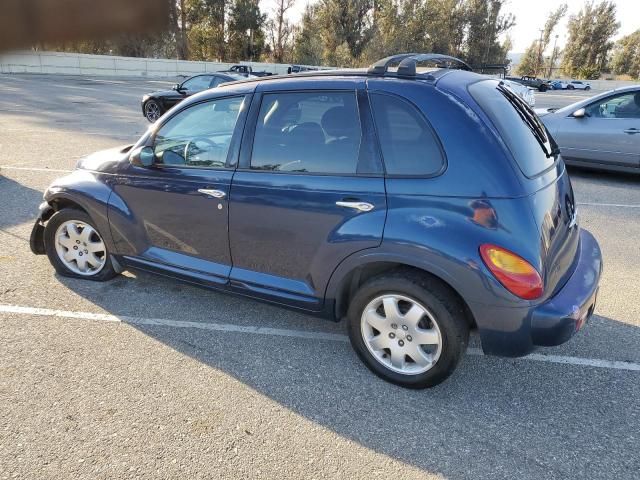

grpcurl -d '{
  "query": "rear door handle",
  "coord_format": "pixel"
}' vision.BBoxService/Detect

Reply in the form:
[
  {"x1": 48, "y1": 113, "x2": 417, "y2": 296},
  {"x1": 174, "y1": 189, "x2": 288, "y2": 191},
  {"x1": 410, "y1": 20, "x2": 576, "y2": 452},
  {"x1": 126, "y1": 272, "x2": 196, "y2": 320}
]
[
  {"x1": 623, "y1": 128, "x2": 639, "y2": 134},
  {"x1": 335, "y1": 201, "x2": 374, "y2": 212},
  {"x1": 197, "y1": 188, "x2": 226, "y2": 199}
]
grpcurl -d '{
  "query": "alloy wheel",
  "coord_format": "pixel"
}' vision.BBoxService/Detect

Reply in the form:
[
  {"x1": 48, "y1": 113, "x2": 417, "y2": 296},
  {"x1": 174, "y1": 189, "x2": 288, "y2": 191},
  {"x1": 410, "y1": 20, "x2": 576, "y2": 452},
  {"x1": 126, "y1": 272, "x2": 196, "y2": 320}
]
[
  {"x1": 360, "y1": 294, "x2": 443, "y2": 375},
  {"x1": 54, "y1": 220, "x2": 107, "y2": 276},
  {"x1": 144, "y1": 101, "x2": 161, "y2": 122}
]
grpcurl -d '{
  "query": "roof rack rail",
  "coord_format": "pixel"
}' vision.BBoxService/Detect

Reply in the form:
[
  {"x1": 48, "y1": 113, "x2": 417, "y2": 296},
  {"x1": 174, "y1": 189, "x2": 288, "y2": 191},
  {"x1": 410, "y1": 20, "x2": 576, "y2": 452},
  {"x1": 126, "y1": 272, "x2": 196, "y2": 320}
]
[{"x1": 367, "y1": 53, "x2": 472, "y2": 76}]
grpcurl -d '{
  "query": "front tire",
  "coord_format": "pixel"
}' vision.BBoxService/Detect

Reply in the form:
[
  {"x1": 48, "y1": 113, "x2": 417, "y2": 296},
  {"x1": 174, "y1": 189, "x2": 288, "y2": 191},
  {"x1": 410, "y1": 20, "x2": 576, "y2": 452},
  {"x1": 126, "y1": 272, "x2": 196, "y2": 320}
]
[
  {"x1": 144, "y1": 99, "x2": 162, "y2": 122},
  {"x1": 347, "y1": 270, "x2": 469, "y2": 389},
  {"x1": 44, "y1": 208, "x2": 118, "y2": 281}
]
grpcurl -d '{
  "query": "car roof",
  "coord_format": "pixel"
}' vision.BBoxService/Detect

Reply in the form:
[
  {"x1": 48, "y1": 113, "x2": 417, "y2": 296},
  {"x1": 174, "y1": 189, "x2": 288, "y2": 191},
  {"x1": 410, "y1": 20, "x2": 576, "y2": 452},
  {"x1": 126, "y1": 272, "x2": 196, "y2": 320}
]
[{"x1": 188, "y1": 68, "x2": 486, "y2": 99}]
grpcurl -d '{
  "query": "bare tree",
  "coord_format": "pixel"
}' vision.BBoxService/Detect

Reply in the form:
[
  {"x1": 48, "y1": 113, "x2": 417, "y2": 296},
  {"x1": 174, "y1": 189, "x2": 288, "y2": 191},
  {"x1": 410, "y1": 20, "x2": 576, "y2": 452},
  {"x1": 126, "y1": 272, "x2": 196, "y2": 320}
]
[{"x1": 268, "y1": 0, "x2": 296, "y2": 63}]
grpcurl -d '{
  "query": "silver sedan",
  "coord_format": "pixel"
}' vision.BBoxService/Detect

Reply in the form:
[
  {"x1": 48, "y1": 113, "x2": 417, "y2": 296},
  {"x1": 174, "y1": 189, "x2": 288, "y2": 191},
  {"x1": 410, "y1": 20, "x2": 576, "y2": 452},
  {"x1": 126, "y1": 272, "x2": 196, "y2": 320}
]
[{"x1": 538, "y1": 86, "x2": 640, "y2": 173}]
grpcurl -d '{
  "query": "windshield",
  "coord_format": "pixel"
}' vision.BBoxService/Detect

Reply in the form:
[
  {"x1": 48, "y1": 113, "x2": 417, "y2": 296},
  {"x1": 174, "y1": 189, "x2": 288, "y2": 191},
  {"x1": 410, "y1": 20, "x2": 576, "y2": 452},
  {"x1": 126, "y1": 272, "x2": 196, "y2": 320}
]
[{"x1": 469, "y1": 79, "x2": 559, "y2": 178}]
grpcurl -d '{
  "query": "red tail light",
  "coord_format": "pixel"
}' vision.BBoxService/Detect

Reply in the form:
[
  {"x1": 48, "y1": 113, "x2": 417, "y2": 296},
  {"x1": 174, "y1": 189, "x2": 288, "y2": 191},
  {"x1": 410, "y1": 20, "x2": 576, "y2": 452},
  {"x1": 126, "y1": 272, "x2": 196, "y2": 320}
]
[{"x1": 479, "y1": 244, "x2": 543, "y2": 300}]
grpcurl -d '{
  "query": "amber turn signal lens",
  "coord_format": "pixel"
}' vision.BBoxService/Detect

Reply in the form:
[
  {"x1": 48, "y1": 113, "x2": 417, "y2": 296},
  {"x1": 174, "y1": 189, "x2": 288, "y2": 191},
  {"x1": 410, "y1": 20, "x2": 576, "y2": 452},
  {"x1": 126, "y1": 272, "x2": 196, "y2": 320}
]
[{"x1": 479, "y1": 244, "x2": 543, "y2": 300}]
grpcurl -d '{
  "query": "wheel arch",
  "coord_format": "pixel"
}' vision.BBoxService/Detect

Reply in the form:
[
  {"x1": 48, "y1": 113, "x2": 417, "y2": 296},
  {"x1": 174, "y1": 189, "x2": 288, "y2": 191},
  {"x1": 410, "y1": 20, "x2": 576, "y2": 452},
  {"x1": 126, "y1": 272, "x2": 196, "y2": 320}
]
[{"x1": 326, "y1": 252, "x2": 476, "y2": 328}]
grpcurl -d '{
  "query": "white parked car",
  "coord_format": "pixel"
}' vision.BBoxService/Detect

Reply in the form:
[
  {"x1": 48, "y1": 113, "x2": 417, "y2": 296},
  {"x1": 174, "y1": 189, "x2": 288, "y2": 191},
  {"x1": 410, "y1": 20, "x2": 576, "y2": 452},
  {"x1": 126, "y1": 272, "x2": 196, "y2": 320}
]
[
  {"x1": 502, "y1": 79, "x2": 536, "y2": 107},
  {"x1": 567, "y1": 80, "x2": 591, "y2": 90}
]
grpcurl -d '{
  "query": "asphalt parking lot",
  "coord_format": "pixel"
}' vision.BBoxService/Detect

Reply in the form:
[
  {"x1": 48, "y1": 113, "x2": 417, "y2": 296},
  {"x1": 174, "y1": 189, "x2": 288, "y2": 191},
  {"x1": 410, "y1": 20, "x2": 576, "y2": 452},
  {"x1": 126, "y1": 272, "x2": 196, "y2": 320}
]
[{"x1": 1, "y1": 74, "x2": 639, "y2": 479}]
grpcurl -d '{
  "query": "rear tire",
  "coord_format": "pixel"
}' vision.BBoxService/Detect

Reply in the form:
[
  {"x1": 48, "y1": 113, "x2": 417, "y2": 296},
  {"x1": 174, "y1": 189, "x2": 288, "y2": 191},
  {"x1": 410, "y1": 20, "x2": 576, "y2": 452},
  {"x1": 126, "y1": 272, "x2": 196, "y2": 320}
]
[
  {"x1": 585, "y1": 86, "x2": 591, "y2": 91},
  {"x1": 347, "y1": 270, "x2": 469, "y2": 389},
  {"x1": 44, "y1": 208, "x2": 118, "y2": 281}
]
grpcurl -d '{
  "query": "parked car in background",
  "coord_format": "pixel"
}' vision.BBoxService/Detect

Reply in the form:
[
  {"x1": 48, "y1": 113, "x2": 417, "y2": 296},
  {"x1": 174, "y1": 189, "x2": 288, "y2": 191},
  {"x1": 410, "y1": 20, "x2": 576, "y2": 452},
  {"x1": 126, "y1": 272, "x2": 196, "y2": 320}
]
[
  {"x1": 567, "y1": 80, "x2": 591, "y2": 90},
  {"x1": 141, "y1": 72, "x2": 243, "y2": 122},
  {"x1": 222, "y1": 65, "x2": 273, "y2": 77},
  {"x1": 539, "y1": 86, "x2": 640, "y2": 173},
  {"x1": 502, "y1": 79, "x2": 536, "y2": 107},
  {"x1": 505, "y1": 75, "x2": 550, "y2": 92},
  {"x1": 551, "y1": 80, "x2": 568, "y2": 90},
  {"x1": 288, "y1": 65, "x2": 318, "y2": 74},
  {"x1": 30, "y1": 53, "x2": 602, "y2": 389}
]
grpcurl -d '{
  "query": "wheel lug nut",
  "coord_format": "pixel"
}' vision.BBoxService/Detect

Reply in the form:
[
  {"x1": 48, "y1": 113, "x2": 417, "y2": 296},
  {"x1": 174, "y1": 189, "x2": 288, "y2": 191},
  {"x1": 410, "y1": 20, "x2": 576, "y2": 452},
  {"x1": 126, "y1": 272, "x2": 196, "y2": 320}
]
[
  {"x1": 84, "y1": 249, "x2": 88, "y2": 253},
  {"x1": 402, "y1": 325, "x2": 408, "y2": 331},
  {"x1": 391, "y1": 323, "x2": 397, "y2": 329},
  {"x1": 76, "y1": 240, "x2": 80, "y2": 244},
  {"x1": 398, "y1": 340, "x2": 404, "y2": 347},
  {"x1": 78, "y1": 252, "x2": 83, "y2": 256},
  {"x1": 73, "y1": 246, "x2": 78, "y2": 250},
  {"x1": 389, "y1": 332, "x2": 395, "y2": 339},
  {"x1": 407, "y1": 335, "x2": 412, "y2": 342}
]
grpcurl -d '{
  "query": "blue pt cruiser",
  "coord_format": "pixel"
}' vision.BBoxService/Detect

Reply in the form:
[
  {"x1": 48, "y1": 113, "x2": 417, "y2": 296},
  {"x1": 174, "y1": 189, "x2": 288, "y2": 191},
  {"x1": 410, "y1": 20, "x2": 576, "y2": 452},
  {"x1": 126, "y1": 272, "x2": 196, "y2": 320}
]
[{"x1": 30, "y1": 54, "x2": 602, "y2": 388}]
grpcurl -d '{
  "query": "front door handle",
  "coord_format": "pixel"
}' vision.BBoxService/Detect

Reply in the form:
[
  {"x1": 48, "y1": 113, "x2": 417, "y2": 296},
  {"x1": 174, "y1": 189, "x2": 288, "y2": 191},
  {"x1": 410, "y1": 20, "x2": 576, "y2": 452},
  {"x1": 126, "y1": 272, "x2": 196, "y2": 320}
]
[
  {"x1": 198, "y1": 188, "x2": 226, "y2": 199},
  {"x1": 335, "y1": 201, "x2": 374, "y2": 212},
  {"x1": 623, "y1": 128, "x2": 639, "y2": 134}
]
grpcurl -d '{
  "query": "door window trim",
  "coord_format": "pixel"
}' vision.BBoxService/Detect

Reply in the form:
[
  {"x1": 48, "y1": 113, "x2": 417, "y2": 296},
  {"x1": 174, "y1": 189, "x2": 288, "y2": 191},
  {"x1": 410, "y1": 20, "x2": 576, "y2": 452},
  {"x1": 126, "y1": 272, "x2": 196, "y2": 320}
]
[
  {"x1": 237, "y1": 89, "x2": 383, "y2": 177},
  {"x1": 144, "y1": 94, "x2": 251, "y2": 171}
]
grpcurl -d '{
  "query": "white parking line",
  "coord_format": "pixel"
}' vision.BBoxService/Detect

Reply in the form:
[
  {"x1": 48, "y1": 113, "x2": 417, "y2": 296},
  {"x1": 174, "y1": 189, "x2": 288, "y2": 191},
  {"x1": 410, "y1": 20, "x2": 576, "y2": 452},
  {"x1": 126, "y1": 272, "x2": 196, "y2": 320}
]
[
  {"x1": 577, "y1": 202, "x2": 640, "y2": 209},
  {"x1": 1, "y1": 304, "x2": 639, "y2": 372},
  {"x1": 0, "y1": 166, "x2": 73, "y2": 173}
]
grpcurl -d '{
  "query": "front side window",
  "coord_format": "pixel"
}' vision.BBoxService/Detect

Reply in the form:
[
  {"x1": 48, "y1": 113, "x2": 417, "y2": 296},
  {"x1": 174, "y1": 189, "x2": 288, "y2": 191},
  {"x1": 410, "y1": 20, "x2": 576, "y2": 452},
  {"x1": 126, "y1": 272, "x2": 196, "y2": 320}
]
[
  {"x1": 370, "y1": 93, "x2": 444, "y2": 176},
  {"x1": 586, "y1": 92, "x2": 640, "y2": 118},
  {"x1": 250, "y1": 91, "x2": 361, "y2": 174},
  {"x1": 181, "y1": 75, "x2": 213, "y2": 92},
  {"x1": 153, "y1": 96, "x2": 245, "y2": 168}
]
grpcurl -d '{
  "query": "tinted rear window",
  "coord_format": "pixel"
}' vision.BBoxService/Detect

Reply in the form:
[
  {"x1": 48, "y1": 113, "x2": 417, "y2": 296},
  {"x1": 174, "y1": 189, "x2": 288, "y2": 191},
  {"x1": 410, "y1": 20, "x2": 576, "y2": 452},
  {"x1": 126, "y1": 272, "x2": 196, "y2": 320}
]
[
  {"x1": 469, "y1": 80, "x2": 556, "y2": 177},
  {"x1": 370, "y1": 93, "x2": 444, "y2": 176}
]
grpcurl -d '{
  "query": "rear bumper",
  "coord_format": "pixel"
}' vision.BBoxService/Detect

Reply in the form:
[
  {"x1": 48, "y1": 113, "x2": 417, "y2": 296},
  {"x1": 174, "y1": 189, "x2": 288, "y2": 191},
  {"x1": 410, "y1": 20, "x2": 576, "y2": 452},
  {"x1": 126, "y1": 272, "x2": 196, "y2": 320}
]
[{"x1": 471, "y1": 228, "x2": 602, "y2": 357}]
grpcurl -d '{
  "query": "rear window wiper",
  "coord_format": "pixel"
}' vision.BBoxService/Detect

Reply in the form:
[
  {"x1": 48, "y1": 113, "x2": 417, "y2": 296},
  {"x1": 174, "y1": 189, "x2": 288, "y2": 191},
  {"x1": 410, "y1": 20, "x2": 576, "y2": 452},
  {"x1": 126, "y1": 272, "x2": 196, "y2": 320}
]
[{"x1": 497, "y1": 83, "x2": 557, "y2": 159}]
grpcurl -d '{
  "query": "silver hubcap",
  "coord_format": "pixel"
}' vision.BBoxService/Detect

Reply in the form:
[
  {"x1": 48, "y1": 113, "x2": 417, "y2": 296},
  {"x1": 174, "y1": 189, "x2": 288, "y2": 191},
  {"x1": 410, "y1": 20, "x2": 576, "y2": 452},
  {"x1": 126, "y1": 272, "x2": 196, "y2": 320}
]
[
  {"x1": 361, "y1": 294, "x2": 442, "y2": 375},
  {"x1": 54, "y1": 220, "x2": 106, "y2": 276},
  {"x1": 145, "y1": 102, "x2": 161, "y2": 121}
]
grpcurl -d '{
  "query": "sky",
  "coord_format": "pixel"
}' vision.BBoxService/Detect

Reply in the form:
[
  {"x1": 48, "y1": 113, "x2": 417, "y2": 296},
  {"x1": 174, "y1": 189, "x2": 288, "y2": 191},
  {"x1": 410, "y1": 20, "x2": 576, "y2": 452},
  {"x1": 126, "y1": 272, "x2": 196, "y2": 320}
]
[{"x1": 259, "y1": 0, "x2": 640, "y2": 54}]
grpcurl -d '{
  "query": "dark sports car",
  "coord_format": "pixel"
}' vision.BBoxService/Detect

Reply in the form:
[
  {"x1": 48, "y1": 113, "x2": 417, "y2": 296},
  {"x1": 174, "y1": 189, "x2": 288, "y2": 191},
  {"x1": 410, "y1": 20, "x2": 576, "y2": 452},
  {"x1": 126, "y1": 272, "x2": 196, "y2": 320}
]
[{"x1": 141, "y1": 73, "x2": 242, "y2": 122}]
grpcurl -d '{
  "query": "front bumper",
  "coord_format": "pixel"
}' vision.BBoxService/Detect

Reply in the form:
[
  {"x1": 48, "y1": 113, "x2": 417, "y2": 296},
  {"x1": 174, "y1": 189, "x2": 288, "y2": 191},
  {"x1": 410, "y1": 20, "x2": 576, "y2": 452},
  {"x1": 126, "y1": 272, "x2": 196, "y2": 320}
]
[
  {"x1": 471, "y1": 228, "x2": 603, "y2": 357},
  {"x1": 29, "y1": 201, "x2": 54, "y2": 255}
]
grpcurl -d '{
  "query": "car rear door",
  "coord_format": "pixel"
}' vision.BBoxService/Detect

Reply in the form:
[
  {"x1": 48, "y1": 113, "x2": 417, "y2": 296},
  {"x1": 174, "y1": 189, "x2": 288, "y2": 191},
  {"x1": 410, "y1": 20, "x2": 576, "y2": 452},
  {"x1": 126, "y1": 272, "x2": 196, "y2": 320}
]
[
  {"x1": 553, "y1": 91, "x2": 640, "y2": 168},
  {"x1": 108, "y1": 94, "x2": 249, "y2": 284},
  {"x1": 227, "y1": 81, "x2": 387, "y2": 311}
]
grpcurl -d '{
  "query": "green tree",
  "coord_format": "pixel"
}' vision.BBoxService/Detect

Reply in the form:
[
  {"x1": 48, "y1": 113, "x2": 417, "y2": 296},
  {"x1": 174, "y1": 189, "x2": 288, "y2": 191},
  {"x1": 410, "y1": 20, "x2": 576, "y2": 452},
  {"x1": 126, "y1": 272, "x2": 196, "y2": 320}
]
[
  {"x1": 516, "y1": 4, "x2": 567, "y2": 76},
  {"x1": 317, "y1": 0, "x2": 375, "y2": 65},
  {"x1": 561, "y1": 0, "x2": 619, "y2": 79},
  {"x1": 463, "y1": 0, "x2": 514, "y2": 68},
  {"x1": 611, "y1": 30, "x2": 640, "y2": 79},
  {"x1": 293, "y1": 5, "x2": 323, "y2": 65},
  {"x1": 227, "y1": 0, "x2": 266, "y2": 61}
]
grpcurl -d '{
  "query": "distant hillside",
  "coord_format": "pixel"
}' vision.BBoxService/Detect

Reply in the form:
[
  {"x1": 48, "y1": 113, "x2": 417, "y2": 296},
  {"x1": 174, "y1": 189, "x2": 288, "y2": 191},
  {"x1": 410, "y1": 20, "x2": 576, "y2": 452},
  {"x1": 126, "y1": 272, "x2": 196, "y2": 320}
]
[{"x1": 507, "y1": 52, "x2": 523, "y2": 67}]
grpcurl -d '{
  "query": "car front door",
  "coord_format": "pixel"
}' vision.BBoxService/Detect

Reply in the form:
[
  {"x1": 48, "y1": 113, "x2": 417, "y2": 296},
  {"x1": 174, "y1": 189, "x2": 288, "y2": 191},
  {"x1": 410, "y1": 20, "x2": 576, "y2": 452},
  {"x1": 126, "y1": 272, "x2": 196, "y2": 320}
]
[
  {"x1": 553, "y1": 91, "x2": 640, "y2": 168},
  {"x1": 108, "y1": 94, "x2": 249, "y2": 284},
  {"x1": 227, "y1": 84, "x2": 387, "y2": 311}
]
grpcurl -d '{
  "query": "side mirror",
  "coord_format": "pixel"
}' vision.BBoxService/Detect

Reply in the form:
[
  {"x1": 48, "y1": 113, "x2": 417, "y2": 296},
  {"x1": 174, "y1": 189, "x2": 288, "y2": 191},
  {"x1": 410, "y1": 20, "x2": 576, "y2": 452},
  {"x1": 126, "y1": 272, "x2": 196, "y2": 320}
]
[
  {"x1": 129, "y1": 146, "x2": 155, "y2": 167},
  {"x1": 572, "y1": 108, "x2": 588, "y2": 118},
  {"x1": 172, "y1": 83, "x2": 180, "y2": 91}
]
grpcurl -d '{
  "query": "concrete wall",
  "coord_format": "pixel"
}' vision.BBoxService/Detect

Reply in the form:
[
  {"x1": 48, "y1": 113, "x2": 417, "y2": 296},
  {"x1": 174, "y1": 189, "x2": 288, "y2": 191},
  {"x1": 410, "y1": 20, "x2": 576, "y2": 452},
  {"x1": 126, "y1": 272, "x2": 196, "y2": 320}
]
[{"x1": 0, "y1": 51, "x2": 326, "y2": 77}]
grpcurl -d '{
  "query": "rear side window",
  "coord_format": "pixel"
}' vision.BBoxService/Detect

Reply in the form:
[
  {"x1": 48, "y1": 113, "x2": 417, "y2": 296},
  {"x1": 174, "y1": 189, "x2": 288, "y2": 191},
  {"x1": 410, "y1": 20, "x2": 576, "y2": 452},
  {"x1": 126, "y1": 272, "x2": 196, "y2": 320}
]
[
  {"x1": 250, "y1": 91, "x2": 361, "y2": 174},
  {"x1": 469, "y1": 80, "x2": 557, "y2": 177},
  {"x1": 370, "y1": 93, "x2": 444, "y2": 176}
]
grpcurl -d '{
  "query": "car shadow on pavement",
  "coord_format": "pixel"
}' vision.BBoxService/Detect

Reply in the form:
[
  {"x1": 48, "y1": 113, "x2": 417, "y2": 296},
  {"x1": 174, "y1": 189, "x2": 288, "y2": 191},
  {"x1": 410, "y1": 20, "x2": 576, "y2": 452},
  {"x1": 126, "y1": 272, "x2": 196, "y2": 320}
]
[
  {"x1": 0, "y1": 174, "x2": 44, "y2": 233},
  {"x1": 57, "y1": 271, "x2": 640, "y2": 480}
]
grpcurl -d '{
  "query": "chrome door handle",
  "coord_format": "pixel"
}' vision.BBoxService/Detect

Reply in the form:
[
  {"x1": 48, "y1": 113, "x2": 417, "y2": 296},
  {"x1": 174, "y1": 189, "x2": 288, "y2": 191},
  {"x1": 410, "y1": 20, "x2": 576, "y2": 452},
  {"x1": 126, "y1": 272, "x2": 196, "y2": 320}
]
[
  {"x1": 623, "y1": 128, "x2": 639, "y2": 134},
  {"x1": 198, "y1": 188, "x2": 226, "y2": 199},
  {"x1": 335, "y1": 201, "x2": 374, "y2": 212}
]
